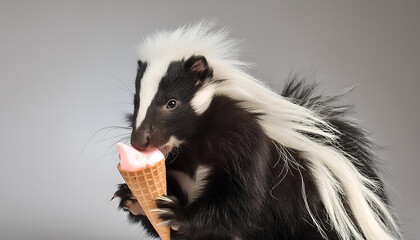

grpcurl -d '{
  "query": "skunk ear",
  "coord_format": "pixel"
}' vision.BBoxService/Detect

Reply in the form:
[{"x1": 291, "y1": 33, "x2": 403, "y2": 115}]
[
  {"x1": 137, "y1": 60, "x2": 143, "y2": 68},
  {"x1": 185, "y1": 55, "x2": 211, "y2": 82}
]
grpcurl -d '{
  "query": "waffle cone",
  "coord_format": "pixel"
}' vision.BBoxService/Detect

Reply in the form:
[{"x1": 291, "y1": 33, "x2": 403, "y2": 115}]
[{"x1": 118, "y1": 160, "x2": 170, "y2": 240}]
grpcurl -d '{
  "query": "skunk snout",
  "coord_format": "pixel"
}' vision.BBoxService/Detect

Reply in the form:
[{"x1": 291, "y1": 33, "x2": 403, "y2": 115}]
[{"x1": 131, "y1": 131, "x2": 150, "y2": 151}]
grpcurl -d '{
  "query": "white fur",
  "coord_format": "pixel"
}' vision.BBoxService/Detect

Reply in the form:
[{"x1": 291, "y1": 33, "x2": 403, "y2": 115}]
[
  {"x1": 135, "y1": 60, "x2": 170, "y2": 129},
  {"x1": 168, "y1": 165, "x2": 212, "y2": 203},
  {"x1": 136, "y1": 21, "x2": 402, "y2": 240},
  {"x1": 165, "y1": 136, "x2": 183, "y2": 150},
  {"x1": 193, "y1": 165, "x2": 212, "y2": 200},
  {"x1": 191, "y1": 82, "x2": 217, "y2": 114}
]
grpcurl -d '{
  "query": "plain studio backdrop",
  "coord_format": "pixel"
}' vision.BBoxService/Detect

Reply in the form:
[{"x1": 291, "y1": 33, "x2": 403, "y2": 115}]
[{"x1": 0, "y1": 1, "x2": 419, "y2": 239}]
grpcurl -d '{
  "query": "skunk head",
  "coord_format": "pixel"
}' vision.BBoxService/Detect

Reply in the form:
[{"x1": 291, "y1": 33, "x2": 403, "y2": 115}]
[
  {"x1": 127, "y1": 21, "x2": 242, "y2": 154},
  {"x1": 130, "y1": 55, "x2": 213, "y2": 154}
]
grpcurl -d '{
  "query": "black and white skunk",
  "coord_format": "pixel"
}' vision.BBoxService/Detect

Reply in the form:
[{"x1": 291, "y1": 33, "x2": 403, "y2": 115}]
[{"x1": 113, "y1": 22, "x2": 402, "y2": 240}]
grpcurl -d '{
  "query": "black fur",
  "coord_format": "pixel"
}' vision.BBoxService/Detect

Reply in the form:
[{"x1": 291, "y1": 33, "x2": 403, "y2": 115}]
[{"x1": 113, "y1": 57, "x2": 395, "y2": 239}]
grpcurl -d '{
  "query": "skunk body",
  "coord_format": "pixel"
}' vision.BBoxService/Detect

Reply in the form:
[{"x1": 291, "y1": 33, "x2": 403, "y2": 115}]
[{"x1": 114, "y1": 22, "x2": 401, "y2": 240}]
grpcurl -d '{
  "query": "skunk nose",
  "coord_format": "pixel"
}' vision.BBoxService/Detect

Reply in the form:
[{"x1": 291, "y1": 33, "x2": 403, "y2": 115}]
[{"x1": 131, "y1": 132, "x2": 150, "y2": 150}]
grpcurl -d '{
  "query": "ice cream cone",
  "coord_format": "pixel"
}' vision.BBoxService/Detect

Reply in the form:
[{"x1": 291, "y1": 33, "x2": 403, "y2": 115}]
[{"x1": 118, "y1": 160, "x2": 170, "y2": 240}]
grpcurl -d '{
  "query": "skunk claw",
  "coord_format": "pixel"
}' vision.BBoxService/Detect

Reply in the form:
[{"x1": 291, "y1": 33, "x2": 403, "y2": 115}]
[
  {"x1": 151, "y1": 208, "x2": 170, "y2": 214},
  {"x1": 110, "y1": 193, "x2": 118, "y2": 201},
  {"x1": 155, "y1": 195, "x2": 186, "y2": 231},
  {"x1": 157, "y1": 195, "x2": 175, "y2": 203},
  {"x1": 157, "y1": 220, "x2": 172, "y2": 227}
]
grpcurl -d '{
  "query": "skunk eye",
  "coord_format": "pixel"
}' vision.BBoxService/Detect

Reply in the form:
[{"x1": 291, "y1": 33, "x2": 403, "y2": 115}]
[{"x1": 166, "y1": 99, "x2": 177, "y2": 109}]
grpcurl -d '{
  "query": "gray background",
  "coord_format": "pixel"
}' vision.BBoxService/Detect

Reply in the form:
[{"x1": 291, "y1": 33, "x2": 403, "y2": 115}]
[{"x1": 1, "y1": 1, "x2": 419, "y2": 239}]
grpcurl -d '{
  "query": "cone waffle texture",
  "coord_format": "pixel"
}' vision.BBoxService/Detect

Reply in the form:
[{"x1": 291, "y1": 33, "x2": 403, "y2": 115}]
[{"x1": 118, "y1": 160, "x2": 170, "y2": 240}]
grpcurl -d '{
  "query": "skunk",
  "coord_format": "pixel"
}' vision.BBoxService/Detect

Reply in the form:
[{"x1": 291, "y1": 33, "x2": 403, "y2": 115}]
[{"x1": 113, "y1": 22, "x2": 402, "y2": 240}]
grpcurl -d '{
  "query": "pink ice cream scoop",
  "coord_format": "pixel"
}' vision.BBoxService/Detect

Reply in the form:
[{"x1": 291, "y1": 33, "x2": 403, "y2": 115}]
[{"x1": 117, "y1": 143, "x2": 165, "y2": 171}]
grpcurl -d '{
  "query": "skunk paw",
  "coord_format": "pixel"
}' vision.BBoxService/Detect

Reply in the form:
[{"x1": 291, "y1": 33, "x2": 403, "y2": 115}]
[
  {"x1": 153, "y1": 195, "x2": 186, "y2": 231},
  {"x1": 112, "y1": 184, "x2": 145, "y2": 216}
]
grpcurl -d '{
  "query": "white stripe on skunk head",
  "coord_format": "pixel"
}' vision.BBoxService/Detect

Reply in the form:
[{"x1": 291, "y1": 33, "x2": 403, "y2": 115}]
[{"x1": 129, "y1": 21, "x2": 402, "y2": 240}]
